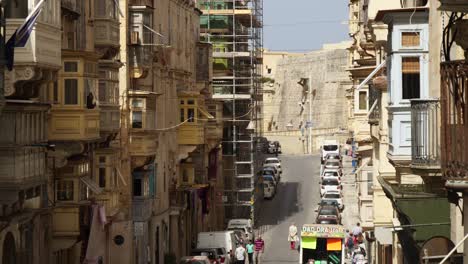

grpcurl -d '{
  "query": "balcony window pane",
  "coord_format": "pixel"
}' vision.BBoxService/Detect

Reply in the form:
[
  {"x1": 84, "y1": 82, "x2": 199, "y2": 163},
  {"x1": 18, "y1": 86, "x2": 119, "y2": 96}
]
[
  {"x1": 96, "y1": 0, "x2": 106, "y2": 17},
  {"x1": 359, "y1": 91, "x2": 367, "y2": 110},
  {"x1": 5, "y1": 0, "x2": 28, "y2": 18},
  {"x1": 187, "y1": 108, "x2": 195, "y2": 122},
  {"x1": 133, "y1": 178, "x2": 142, "y2": 197},
  {"x1": 57, "y1": 180, "x2": 74, "y2": 201},
  {"x1": 132, "y1": 111, "x2": 143, "y2": 128},
  {"x1": 53, "y1": 81, "x2": 59, "y2": 103},
  {"x1": 402, "y1": 57, "x2": 420, "y2": 100},
  {"x1": 132, "y1": 99, "x2": 143, "y2": 108},
  {"x1": 64, "y1": 62, "x2": 78, "y2": 72},
  {"x1": 99, "y1": 81, "x2": 107, "y2": 102},
  {"x1": 401, "y1": 32, "x2": 420, "y2": 47},
  {"x1": 64, "y1": 79, "x2": 78, "y2": 105},
  {"x1": 180, "y1": 109, "x2": 185, "y2": 122},
  {"x1": 99, "y1": 168, "x2": 106, "y2": 188}
]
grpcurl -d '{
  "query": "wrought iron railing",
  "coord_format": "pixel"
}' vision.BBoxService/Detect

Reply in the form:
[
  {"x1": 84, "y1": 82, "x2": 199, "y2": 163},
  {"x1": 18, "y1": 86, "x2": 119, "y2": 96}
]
[
  {"x1": 368, "y1": 84, "x2": 381, "y2": 124},
  {"x1": 441, "y1": 61, "x2": 468, "y2": 180},
  {"x1": 410, "y1": 99, "x2": 441, "y2": 168}
]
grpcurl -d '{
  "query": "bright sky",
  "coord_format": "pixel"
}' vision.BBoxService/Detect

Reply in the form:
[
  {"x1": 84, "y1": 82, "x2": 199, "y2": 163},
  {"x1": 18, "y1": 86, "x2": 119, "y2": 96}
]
[{"x1": 263, "y1": 0, "x2": 350, "y2": 52}]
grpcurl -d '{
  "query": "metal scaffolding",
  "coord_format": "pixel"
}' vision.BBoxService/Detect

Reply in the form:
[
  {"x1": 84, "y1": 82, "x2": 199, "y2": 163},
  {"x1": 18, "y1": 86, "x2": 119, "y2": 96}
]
[{"x1": 198, "y1": 0, "x2": 263, "y2": 224}]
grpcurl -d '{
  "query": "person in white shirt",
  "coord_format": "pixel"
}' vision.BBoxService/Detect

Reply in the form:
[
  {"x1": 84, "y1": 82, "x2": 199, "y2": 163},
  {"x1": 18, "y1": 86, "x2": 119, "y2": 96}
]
[{"x1": 235, "y1": 244, "x2": 246, "y2": 264}]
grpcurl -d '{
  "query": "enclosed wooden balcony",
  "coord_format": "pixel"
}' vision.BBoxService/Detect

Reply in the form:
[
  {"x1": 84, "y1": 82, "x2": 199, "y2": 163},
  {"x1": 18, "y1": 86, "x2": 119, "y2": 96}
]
[
  {"x1": 178, "y1": 125, "x2": 205, "y2": 145},
  {"x1": 94, "y1": 0, "x2": 120, "y2": 51},
  {"x1": 48, "y1": 56, "x2": 101, "y2": 141},
  {"x1": 441, "y1": 61, "x2": 468, "y2": 184},
  {"x1": 53, "y1": 205, "x2": 89, "y2": 237},
  {"x1": 410, "y1": 99, "x2": 441, "y2": 170},
  {"x1": 178, "y1": 97, "x2": 212, "y2": 145}
]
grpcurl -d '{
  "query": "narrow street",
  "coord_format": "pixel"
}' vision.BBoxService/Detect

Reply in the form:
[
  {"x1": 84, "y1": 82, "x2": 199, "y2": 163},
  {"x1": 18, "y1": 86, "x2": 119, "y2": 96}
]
[
  {"x1": 256, "y1": 155, "x2": 321, "y2": 263},
  {"x1": 254, "y1": 154, "x2": 358, "y2": 264}
]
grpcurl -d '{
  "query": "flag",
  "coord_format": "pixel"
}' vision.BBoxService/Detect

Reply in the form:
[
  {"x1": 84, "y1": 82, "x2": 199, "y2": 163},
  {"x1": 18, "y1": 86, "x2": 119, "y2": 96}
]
[{"x1": 5, "y1": 0, "x2": 46, "y2": 70}]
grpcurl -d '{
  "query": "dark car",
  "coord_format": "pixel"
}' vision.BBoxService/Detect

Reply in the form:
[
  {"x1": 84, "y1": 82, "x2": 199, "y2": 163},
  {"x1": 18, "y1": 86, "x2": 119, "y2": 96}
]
[
  {"x1": 191, "y1": 248, "x2": 227, "y2": 264},
  {"x1": 317, "y1": 199, "x2": 340, "y2": 209},
  {"x1": 316, "y1": 217, "x2": 339, "y2": 225},
  {"x1": 315, "y1": 205, "x2": 341, "y2": 224}
]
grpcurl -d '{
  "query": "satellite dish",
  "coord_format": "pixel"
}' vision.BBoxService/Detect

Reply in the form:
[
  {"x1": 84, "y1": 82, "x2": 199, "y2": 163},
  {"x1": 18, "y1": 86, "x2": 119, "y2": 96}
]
[{"x1": 419, "y1": 236, "x2": 455, "y2": 264}]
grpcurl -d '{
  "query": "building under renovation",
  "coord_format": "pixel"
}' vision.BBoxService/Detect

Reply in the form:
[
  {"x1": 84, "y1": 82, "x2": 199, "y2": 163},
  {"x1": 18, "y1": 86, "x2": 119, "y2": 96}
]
[{"x1": 197, "y1": 0, "x2": 264, "y2": 223}]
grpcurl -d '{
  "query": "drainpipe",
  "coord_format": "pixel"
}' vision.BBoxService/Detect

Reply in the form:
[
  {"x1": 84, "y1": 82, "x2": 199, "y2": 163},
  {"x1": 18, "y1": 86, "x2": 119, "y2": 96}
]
[{"x1": 0, "y1": 0, "x2": 5, "y2": 114}]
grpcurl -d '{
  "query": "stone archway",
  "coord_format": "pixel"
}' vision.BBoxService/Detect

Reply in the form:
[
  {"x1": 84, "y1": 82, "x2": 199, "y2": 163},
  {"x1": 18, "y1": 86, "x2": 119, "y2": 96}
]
[{"x1": 2, "y1": 232, "x2": 17, "y2": 264}]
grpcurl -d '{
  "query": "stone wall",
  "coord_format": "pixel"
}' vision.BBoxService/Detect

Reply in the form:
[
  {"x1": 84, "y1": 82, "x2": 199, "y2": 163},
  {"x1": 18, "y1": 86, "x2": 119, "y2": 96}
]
[{"x1": 263, "y1": 45, "x2": 351, "y2": 135}]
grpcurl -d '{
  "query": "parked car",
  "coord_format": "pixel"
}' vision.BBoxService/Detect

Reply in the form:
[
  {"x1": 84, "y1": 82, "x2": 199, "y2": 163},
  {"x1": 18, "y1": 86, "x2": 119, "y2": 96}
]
[
  {"x1": 191, "y1": 248, "x2": 228, "y2": 264},
  {"x1": 322, "y1": 191, "x2": 344, "y2": 210},
  {"x1": 315, "y1": 205, "x2": 341, "y2": 224},
  {"x1": 316, "y1": 217, "x2": 339, "y2": 225},
  {"x1": 321, "y1": 170, "x2": 341, "y2": 182},
  {"x1": 320, "y1": 178, "x2": 341, "y2": 196},
  {"x1": 197, "y1": 231, "x2": 237, "y2": 262},
  {"x1": 324, "y1": 160, "x2": 342, "y2": 170},
  {"x1": 262, "y1": 167, "x2": 279, "y2": 182},
  {"x1": 180, "y1": 256, "x2": 211, "y2": 264},
  {"x1": 324, "y1": 153, "x2": 342, "y2": 162},
  {"x1": 267, "y1": 141, "x2": 277, "y2": 154},
  {"x1": 263, "y1": 181, "x2": 276, "y2": 199},
  {"x1": 227, "y1": 219, "x2": 254, "y2": 241},
  {"x1": 262, "y1": 175, "x2": 277, "y2": 186},
  {"x1": 263, "y1": 157, "x2": 282, "y2": 174},
  {"x1": 320, "y1": 140, "x2": 340, "y2": 163}
]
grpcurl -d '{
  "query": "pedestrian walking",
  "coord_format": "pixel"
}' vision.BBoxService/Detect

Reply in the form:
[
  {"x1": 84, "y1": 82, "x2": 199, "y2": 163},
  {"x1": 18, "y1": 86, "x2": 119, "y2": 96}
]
[
  {"x1": 254, "y1": 236, "x2": 265, "y2": 264},
  {"x1": 246, "y1": 240, "x2": 254, "y2": 264},
  {"x1": 288, "y1": 223, "x2": 299, "y2": 250},
  {"x1": 235, "y1": 243, "x2": 246, "y2": 264},
  {"x1": 346, "y1": 231, "x2": 355, "y2": 258},
  {"x1": 352, "y1": 223, "x2": 363, "y2": 244}
]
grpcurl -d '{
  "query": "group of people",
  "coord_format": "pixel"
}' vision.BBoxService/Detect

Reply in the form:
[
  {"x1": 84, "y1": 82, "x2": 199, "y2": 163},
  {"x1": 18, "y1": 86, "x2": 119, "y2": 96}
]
[
  {"x1": 234, "y1": 236, "x2": 265, "y2": 264},
  {"x1": 346, "y1": 223, "x2": 367, "y2": 264}
]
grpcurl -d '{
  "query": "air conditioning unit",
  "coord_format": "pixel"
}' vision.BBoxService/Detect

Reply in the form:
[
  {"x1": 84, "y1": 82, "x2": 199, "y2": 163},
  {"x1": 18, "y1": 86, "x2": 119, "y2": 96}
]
[{"x1": 130, "y1": 31, "x2": 139, "y2": 45}]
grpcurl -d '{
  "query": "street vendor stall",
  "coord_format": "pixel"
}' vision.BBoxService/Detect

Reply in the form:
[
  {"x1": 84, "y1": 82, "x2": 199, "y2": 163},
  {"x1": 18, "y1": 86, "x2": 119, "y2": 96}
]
[{"x1": 299, "y1": 224, "x2": 346, "y2": 264}]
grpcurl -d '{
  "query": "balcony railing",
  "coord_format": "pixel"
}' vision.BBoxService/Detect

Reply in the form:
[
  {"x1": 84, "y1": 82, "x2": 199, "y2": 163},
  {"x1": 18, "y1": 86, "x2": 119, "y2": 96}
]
[
  {"x1": 410, "y1": 99, "x2": 441, "y2": 169},
  {"x1": 368, "y1": 84, "x2": 381, "y2": 125},
  {"x1": 438, "y1": 0, "x2": 468, "y2": 12},
  {"x1": 441, "y1": 61, "x2": 468, "y2": 181}
]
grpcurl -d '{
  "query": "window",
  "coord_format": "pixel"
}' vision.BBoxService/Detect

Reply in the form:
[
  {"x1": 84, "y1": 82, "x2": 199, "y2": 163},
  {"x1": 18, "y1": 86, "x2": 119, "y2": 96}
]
[
  {"x1": 57, "y1": 180, "x2": 74, "y2": 201},
  {"x1": 132, "y1": 111, "x2": 143, "y2": 128},
  {"x1": 64, "y1": 79, "x2": 78, "y2": 105},
  {"x1": 180, "y1": 109, "x2": 185, "y2": 122},
  {"x1": 133, "y1": 178, "x2": 142, "y2": 196},
  {"x1": 401, "y1": 32, "x2": 420, "y2": 48},
  {"x1": 187, "y1": 108, "x2": 195, "y2": 122},
  {"x1": 402, "y1": 57, "x2": 420, "y2": 100},
  {"x1": 64, "y1": 62, "x2": 78, "y2": 72},
  {"x1": 267, "y1": 68, "x2": 272, "y2": 74},
  {"x1": 53, "y1": 81, "x2": 59, "y2": 103},
  {"x1": 179, "y1": 99, "x2": 197, "y2": 123},
  {"x1": 358, "y1": 91, "x2": 367, "y2": 110},
  {"x1": 99, "y1": 168, "x2": 106, "y2": 188},
  {"x1": 5, "y1": 0, "x2": 28, "y2": 18},
  {"x1": 132, "y1": 99, "x2": 144, "y2": 108}
]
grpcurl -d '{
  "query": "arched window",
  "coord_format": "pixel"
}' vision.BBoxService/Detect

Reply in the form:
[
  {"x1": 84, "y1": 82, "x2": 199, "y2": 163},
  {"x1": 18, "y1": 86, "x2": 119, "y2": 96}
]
[
  {"x1": 2, "y1": 232, "x2": 17, "y2": 264},
  {"x1": 5, "y1": 0, "x2": 28, "y2": 19}
]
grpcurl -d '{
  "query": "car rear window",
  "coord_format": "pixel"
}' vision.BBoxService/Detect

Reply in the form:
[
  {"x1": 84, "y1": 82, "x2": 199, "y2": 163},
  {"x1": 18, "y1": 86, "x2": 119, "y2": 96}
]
[
  {"x1": 265, "y1": 160, "x2": 278, "y2": 164},
  {"x1": 319, "y1": 209, "x2": 337, "y2": 215},
  {"x1": 324, "y1": 193, "x2": 341, "y2": 198},
  {"x1": 322, "y1": 179, "x2": 339, "y2": 185},
  {"x1": 263, "y1": 170, "x2": 274, "y2": 176},
  {"x1": 326, "y1": 162, "x2": 340, "y2": 166},
  {"x1": 323, "y1": 171, "x2": 338, "y2": 176},
  {"x1": 323, "y1": 145, "x2": 338, "y2": 151}
]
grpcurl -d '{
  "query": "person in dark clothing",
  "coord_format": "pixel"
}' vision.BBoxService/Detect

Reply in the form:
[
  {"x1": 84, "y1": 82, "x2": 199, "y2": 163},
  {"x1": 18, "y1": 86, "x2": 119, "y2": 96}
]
[{"x1": 87, "y1": 92, "x2": 96, "y2": 109}]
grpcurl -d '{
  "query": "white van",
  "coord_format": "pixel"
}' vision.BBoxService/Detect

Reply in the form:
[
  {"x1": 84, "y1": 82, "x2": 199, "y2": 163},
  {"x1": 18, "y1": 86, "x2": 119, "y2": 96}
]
[
  {"x1": 227, "y1": 219, "x2": 254, "y2": 241},
  {"x1": 320, "y1": 140, "x2": 340, "y2": 163},
  {"x1": 197, "y1": 231, "x2": 236, "y2": 263}
]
